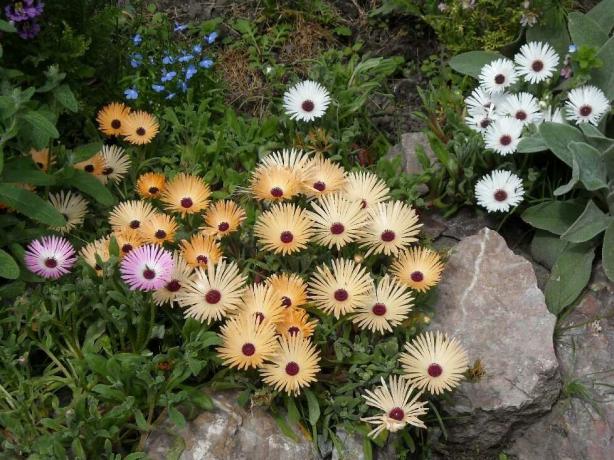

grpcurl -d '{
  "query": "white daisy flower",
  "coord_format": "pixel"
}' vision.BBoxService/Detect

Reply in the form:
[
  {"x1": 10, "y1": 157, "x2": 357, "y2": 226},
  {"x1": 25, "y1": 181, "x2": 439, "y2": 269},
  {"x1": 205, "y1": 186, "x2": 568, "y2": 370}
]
[
  {"x1": 475, "y1": 170, "x2": 524, "y2": 213},
  {"x1": 484, "y1": 117, "x2": 523, "y2": 155},
  {"x1": 540, "y1": 106, "x2": 565, "y2": 124},
  {"x1": 499, "y1": 92, "x2": 543, "y2": 125},
  {"x1": 48, "y1": 191, "x2": 88, "y2": 233},
  {"x1": 465, "y1": 87, "x2": 507, "y2": 116},
  {"x1": 283, "y1": 80, "x2": 331, "y2": 122},
  {"x1": 514, "y1": 41, "x2": 559, "y2": 84},
  {"x1": 100, "y1": 145, "x2": 131, "y2": 184},
  {"x1": 465, "y1": 110, "x2": 497, "y2": 133},
  {"x1": 565, "y1": 85, "x2": 610, "y2": 126},
  {"x1": 478, "y1": 58, "x2": 518, "y2": 94}
]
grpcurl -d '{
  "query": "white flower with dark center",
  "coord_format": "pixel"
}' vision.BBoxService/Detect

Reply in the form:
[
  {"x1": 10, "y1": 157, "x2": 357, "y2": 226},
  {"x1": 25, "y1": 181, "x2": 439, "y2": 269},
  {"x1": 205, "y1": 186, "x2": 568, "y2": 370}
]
[
  {"x1": 478, "y1": 58, "x2": 518, "y2": 94},
  {"x1": 514, "y1": 41, "x2": 559, "y2": 84},
  {"x1": 283, "y1": 80, "x2": 331, "y2": 122},
  {"x1": 565, "y1": 85, "x2": 610, "y2": 126},
  {"x1": 465, "y1": 87, "x2": 507, "y2": 116},
  {"x1": 499, "y1": 92, "x2": 542, "y2": 125},
  {"x1": 484, "y1": 117, "x2": 523, "y2": 155},
  {"x1": 475, "y1": 170, "x2": 524, "y2": 213},
  {"x1": 541, "y1": 106, "x2": 565, "y2": 124},
  {"x1": 465, "y1": 110, "x2": 497, "y2": 133}
]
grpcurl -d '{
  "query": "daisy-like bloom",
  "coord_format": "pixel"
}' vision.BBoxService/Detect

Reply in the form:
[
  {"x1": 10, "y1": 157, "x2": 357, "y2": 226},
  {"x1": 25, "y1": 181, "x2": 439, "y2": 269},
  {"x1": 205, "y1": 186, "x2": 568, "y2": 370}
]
[
  {"x1": 391, "y1": 247, "x2": 444, "y2": 293},
  {"x1": 200, "y1": 200, "x2": 246, "y2": 238},
  {"x1": 541, "y1": 106, "x2": 565, "y2": 124},
  {"x1": 276, "y1": 307, "x2": 318, "y2": 339},
  {"x1": 120, "y1": 110, "x2": 159, "y2": 145},
  {"x1": 217, "y1": 315, "x2": 278, "y2": 370},
  {"x1": 266, "y1": 273, "x2": 308, "y2": 309},
  {"x1": 139, "y1": 213, "x2": 178, "y2": 245},
  {"x1": 137, "y1": 172, "x2": 166, "y2": 199},
  {"x1": 258, "y1": 148, "x2": 312, "y2": 181},
  {"x1": 113, "y1": 229, "x2": 144, "y2": 257},
  {"x1": 109, "y1": 200, "x2": 156, "y2": 233},
  {"x1": 161, "y1": 173, "x2": 211, "y2": 215},
  {"x1": 359, "y1": 201, "x2": 421, "y2": 256},
  {"x1": 260, "y1": 334, "x2": 321, "y2": 395},
  {"x1": 24, "y1": 236, "x2": 76, "y2": 279},
  {"x1": 351, "y1": 275, "x2": 413, "y2": 334},
  {"x1": 283, "y1": 80, "x2": 331, "y2": 122},
  {"x1": 465, "y1": 110, "x2": 497, "y2": 133},
  {"x1": 343, "y1": 171, "x2": 390, "y2": 210},
  {"x1": 99, "y1": 145, "x2": 131, "y2": 184},
  {"x1": 236, "y1": 283, "x2": 284, "y2": 325},
  {"x1": 399, "y1": 331, "x2": 469, "y2": 395},
  {"x1": 307, "y1": 193, "x2": 368, "y2": 249},
  {"x1": 74, "y1": 153, "x2": 105, "y2": 176},
  {"x1": 484, "y1": 117, "x2": 524, "y2": 155},
  {"x1": 119, "y1": 244, "x2": 174, "y2": 291},
  {"x1": 474, "y1": 169, "x2": 525, "y2": 213},
  {"x1": 249, "y1": 164, "x2": 301, "y2": 202},
  {"x1": 478, "y1": 58, "x2": 518, "y2": 94},
  {"x1": 464, "y1": 87, "x2": 508, "y2": 116},
  {"x1": 177, "y1": 260, "x2": 247, "y2": 323},
  {"x1": 301, "y1": 156, "x2": 346, "y2": 198},
  {"x1": 308, "y1": 258, "x2": 374, "y2": 318},
  {"x1": 361, "y1": 375, "x2": 428, "y2": 439},
  {"x1": 254, "y1": 203, "x2": 314, "y2": 255},
  {"x1": 514, "y1": 41, "x2": 559, "y2": 84},
  {"x1": 79, "y1": 236, "x2": 111, "y2": 276},
  {"x1": 499, "y1": 92, "x2": 543, "y2": 126},
  {"x1": 48, "y1": 191, "x2": 87, "y2": 234},
  {"x1": 180, "y1": 234, "x2": 222, "y2": 268},
  {"x1": 152, "y1": 253, "x2": 193, "y2": 306},
  {"x1": 565, "y1": 85, "x2": 610, "y2": 126},
  {"x1": 30, "y1": 148, "x2": 54, "y2": 172},
  {"x1": 97, "y1": 102, "x2": 131, "y2": 136}
]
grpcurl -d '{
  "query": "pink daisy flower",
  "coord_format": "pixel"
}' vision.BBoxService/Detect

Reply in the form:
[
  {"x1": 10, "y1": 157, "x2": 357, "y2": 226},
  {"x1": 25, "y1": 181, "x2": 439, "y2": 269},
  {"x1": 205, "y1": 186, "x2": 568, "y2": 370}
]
[
  {"x1": 120, "y1": 244, "x2": 174, "y2": 291},
  {"x1": 24, "y1": 235, "x2": 77, "y2": 279}
]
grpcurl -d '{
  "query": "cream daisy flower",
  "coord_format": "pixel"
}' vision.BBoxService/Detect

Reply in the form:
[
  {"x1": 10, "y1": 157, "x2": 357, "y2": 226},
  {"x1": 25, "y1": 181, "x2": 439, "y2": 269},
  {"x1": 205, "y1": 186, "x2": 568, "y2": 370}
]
[
  {"x1": 266, "y1": 273, "x2": 308, "y2": 309},
  {"x1": 217, "y1": 315, "x2": 278, "y2": 370},
  {"x1": 201, "y1": 200, "x2": 246, "y2": 238},
  {"x1": 100, "y1": 145, "x2": 131, "y2": 184},
  {"x1": 180, "y1": 234, "x2": 222, "y2": 268},
  {"x1": 48, "y1": 191, "x2": 87, "y2": 233},
  {"x1": 484, "y1": 116, "x2": 523, "y2": 155},
  {"x1": 514, "y1": 41, "x2": 559, "y2": 84},
  {"x1": 236, "y1": 283, "x2": 284, "y2": 325},
  {"x1": 30, "y1": 148, "x2": 54, "y2": 172},
  {"x1": 177, "y1": 260, "x2": 247, "y2": 323},
  {"x1": 565, "y1": 85, "x2": 610, "y2": 126},
  {"x1": 308, "y1": 258, "x2": 374, "y2": 318},
  {"x1": 97, "y1": 102, "x2": 131, "y2": 137},
  {"x1": 399, "y1": 331, "x2": 469, "y2": 395},
  {"x1": 139, "y1": 213, "x2": 178, "y2": 245},
  {"x1": 475, "y1": 170, "x2": 524, "y2": 213},
  {"x1": 499, "y1": 92, "x2": 543, "y2": 125},
  {"x1": 136, "y1": 172, "x2": 166, "y2": 199},
  {"x1": 361, "y1": 375, "x2": 428, "y2": 439},
  {"x1": 120, "y1": 110, "x2": 159, "y2": 145},
  {"x1": 161, "y1": 173, "x2": 211, "y2": 215},
  {"x1": 351, "y1": 275, "x2": 413, "y2": 334},
  {"x1": 79, "y1": 236, "x2": 110, "y2": 276},
  {"x1": 359, "y1": 201, "x2": 421, "y2": 256},
  {"x1": 74, "y1": 153, "x2": 105, "y2": 176},
  {"x1": 307, "y1": 193, "x2": 368, "y2": 249},
  {"x1": 260, "y1": 335, "x2": 321, "y2": 395},
  {"x1": 391, "y1": 247, "x2": 444, "y2": 293},
  {"x1": 343, "y1": 171, "x2": 390, "y2": 210},
  {"x1": 276, "y1": 308, "x2": 318, "y2": 339},
  {"x1": 113, "y1": 229, "x2": 145, "y2": 257},
  {"x1": 259, "y1": 149, "x2": 312, "y2": 181},
  {"x1": 254, "y1": 203, "x2": 314, "y2": 255},
  {"x1": 249, "y1": 164, "x2": 301, "y2": 202},
  {"x1": 109, "y1": 200, "x2": 156, "y2": 233},
  {"x1": 283, "y1": 80, "x2": 331, "y2": 122},
  {"x1": 152, "y1": 253, "x2": 193, "y2": 306},
  {"x1": 301, "y1": 156, "x2": 346, "y2": 198},
  {"x1": 478, "y1": 58, "x2": 518, "y2": 94}
]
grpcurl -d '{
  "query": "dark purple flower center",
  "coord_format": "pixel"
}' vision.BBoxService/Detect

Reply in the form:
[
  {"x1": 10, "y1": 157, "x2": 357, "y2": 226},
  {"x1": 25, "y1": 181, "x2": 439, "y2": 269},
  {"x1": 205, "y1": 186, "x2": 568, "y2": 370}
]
[
  {"x1": 255, "y1": 312, "x2": 265, "y2": 324},
  {"x1": 372, "y1": 303, "x2": 387, "y2": 316},
  {"x1": 388, "y1": 407, "x2": 405, "y2": 421},
  {"x1": 334, "y1": 289, "x2": 349, "y2": 302},
  {"x1": 143, "y1": 268, "x2": 156, "y2": 280},
  {"x1": 281, "y1": 296, "x2": 292, "y2": 308},
  {"x1": 515, "y1": 111, "x2": 527, "y2": 121},
  {"x1": 155, "y1": 229, "x2": 167, "y2": 239},
  {"x1": 44, "y1": 257, "x2": 57, "y2": 268},
  {"x1": 280, "y1": 231, "x2": 294, "y2": 243},
  {"x1": 102, "y1": 167, "x2": 114, "y2": 175},
  {"x1": 330, "y1": 222, "x2": 345, "y2": 235},
  {"x1": 111, "y1": 119, "x2": 121, "y2": 129},
  {"x1": 136, "y1": 127, "x2": 146, "y2": 136},
  {"x1": 36, "y1": 162, "x2": 44, "y2": 169},
  {"x1": 494, "y1": 189, "x2": 508, "y2": 202},
  {"x1": 148, "y1": 186, "x2": 159, "y2": 195},
  {"x1": 166, "y1": 280, "x2": 181, "y2": 292},
  {"x1": 381, "y1": 230, "x2": 395, "y2": 242},
  {"x1": 360, "y1": 199, "x2": 367, "y2": 209},
  {"x1": 580, "y1": 105, "x2": 592, "y2": 117},
  {"x1": 499, "y1": 135, "x2": 512, "y2": 146},
  {"x1": 313, "y1": 181, "x2": 326, "y2": 192},
  {"x1": 301, "y1": 100, "x2": 315, "y2": 112},
  {"x1": 242, "y1": 343, "x2": 255, "y2": 356},
  {"x1": 410, "y1": 271, "x2": 424, "y2": 282},
  {"x1": 531, "y1": 60, "x2": 544, "y2": 72},
  {"x1": 181, "y1": 197, "x2": 193, "y2": 208},
  {"x1": 218, "y1": 222, "x2": 230, "y2": 232},
  {"x1": 129, "y1": 220, "x2": 140, "y2": 229},
  {"x1": 428, "y1": 363, "x2": 443, "y2": 377},
  {"x1": 285, "y1": 361, "x2": 300, "y2": 376},
  {"x1": 121, "y1": 244, "x2": 133, "y2": 254},
  {"x1": 270, "y1": 187, "x2": 284, "y2": 198},
  {"x1": 196, "y1": 255, "x2": 208, "y2": 265},
  {"x1": 288, "y1": 326, "x2": 300, "y2": 336},
  {"x1": 494, "y1": 74, "x2": 505, "y2": 85},
  {"x1": 84, "y1": 164, "x2": 95, "y2": 173},
  {"x1": 205, "y1": 289, "x2": 221, "y2": 304},
  {"x1": 480, "y1": 118, "x2": 491, "y2": 129}
]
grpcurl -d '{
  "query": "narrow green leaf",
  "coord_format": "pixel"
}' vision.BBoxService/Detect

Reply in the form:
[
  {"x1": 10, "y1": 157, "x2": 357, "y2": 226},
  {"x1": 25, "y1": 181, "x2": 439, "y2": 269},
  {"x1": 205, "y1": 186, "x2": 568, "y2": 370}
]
[
  {"x1": 168, "y1": 406, "x2": 186, "y2": 429},
  {"x1": 0, "y1": 183, "x2": 65, "y2": 226},
  {"x1": 539, "y1": 122, "x2": 586, "y2": 167},
  {"x1": 0, "y1": 249, "x2": 19, "y2": 279},
  {"x1": 530, "y1": 230, "x2": 569, "y2": 270},
  {"x1": 304, "y1": 389, "x2": 320, "y2": 426},
  {"x1": 449, "y1": 51, "x2": 504, "y2": 78},
  {"x1": 1, "y1": 157, "x2": 56, "y2": 185},
  {"x1": 553, "y1": 156, "x2": 579, "y2": 196},
  {"x1": 71, "y1": 142, "x2": 103, "y2": 163},
  {"x1": 568, "y1": 12, "x2": 609, "y2": 48},
  {"x1": 521, "y1": 200, "x2": 584, "y2": 235},
  {"x1": 561, "y1": 200, "x2": 610, "y2": 243},
  {"x1": 362, "y1": 436, "x2": 373, "y2": 460},
  {"x1": 286, "y1": 396, "x2": 300, "y2": 424},
  {"x1": 60, "y1": 168, "x2": 114, "y2": 206},
  {"x1": 22, "y1": 111, "x2": 59, "y2": 140},
  {"x1": 272, "y1": 414, "x2": 299, "y2": 442}
]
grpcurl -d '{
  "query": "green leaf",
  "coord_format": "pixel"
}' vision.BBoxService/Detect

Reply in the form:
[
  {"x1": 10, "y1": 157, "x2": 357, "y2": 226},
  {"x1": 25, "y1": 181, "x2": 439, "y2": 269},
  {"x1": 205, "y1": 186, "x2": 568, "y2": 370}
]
[
  {"x1": 0, "y1": 249, "x2": 19, "y2": 279},
  {"x1": 54, "y1": 84, "x2": 79, "y2": 112},
  {"x1": 521, "y1": 200, "x2": 585, "y2": 235},
  {"x1": 362, "y1": 436, "x2": 373, "y2": 460},
  {"x1": 526, "y1": 13, "x2": 570, "y2": 56},
  {"x1": 168, "y1": 406, "x2": 186, "y2": 429},
  {"x1": 0, "y1": 183, "x2": 65, "y2": 226},
  {"x1": 530, "y1": 230, "x2": 569, "y2": 270},
  {"x1": 517, "y1": 133, "x2": 548, "y2": 153},
  {"x1": 568, "y1": 12, "x2": 609, "y2": 48},
  {"x1": 272, "y1": 413, "x2": 299, "y2": 442},
  {"x1": 592, "y1": 36, "x2": 614, "y2": 99},
  {"x1": 586, "y1": 0, "x2": 614, "y2": 34},
  {"x1": 1, "y1": 157, "x2": 56, "y2": 185},
  {"x1": 567, "y1": 142, "x2": 607, "y2": 191},
  {"x1": 602, "y1": 221, "x2": 614, "y2": 281},
  {"x1": 0, "y1": 19, "x2": 16, "y2": 33},
  {"x1": 545, "y1": 242, "x2": 595, "y2": 314},
  {"x1": 21, "y1": 111, "x2": 59, "y2": 141},
  {"x1": 59, "y1": 169, "x2": 114, "y2": 206},
  {"x1": 561, "y1": 200, "x2": 610, "y2": 243},
  {"x1": 71, "y1": 142, "x2": 103, "y2": 163},
  {"x1": 304, "y1": 389, "x2": 320, "y2": 426},
  {"x1": 449, "y1": 51, "x2": 504, "y2": 78},
  {"x1": 539, "y1": 122, "x2": 586, "y2": 167},
  {"x1": 553, "y1": 155, "x2": 579, "y2": 196}
]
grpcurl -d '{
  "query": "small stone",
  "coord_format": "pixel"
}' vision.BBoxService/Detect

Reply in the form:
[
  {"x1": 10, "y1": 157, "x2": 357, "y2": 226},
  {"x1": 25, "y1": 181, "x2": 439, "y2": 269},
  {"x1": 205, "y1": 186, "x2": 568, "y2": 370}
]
[{"x1": 386, "y1": 132, "x2": 439, "y2": 176}]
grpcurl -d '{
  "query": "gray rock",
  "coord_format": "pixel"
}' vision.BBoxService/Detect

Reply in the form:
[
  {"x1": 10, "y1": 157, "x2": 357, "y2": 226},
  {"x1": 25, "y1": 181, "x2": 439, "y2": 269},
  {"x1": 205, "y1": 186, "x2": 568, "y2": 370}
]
[
  {"x1": 387, "y1": 132, "x2": 438, "y2": 176},
  {"x1": 145, "y1": 391, "x2": 317, "y2": 460},
  {"x1": 431, "y1": 227, "x2": 560, "y2": 452}
]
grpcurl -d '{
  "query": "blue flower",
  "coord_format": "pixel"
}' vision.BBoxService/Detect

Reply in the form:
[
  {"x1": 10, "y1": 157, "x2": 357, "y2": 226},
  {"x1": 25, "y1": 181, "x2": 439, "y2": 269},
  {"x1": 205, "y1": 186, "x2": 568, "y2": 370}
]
[
  {"x1": 130, "y1": 53, "x2": 143, "y2": 68},
  {"x1": 124, "y1": 87, "x2": 138, "y2": 100},
  {"x1": 178, "y1": 54, "x2": 194, "y2": 63},
  {"x1": 199, "y1": 58, "x2": 214, "y2": 69},
  {"x1": 185, "y1": 65, "x2": 197, "y2": 80},
  {"x1": 193, "y1": 44, "x2": 202, "y2": 54},
  {"x1": 162, "y1": 55, "x2": 175, "y2": 65},
  {"x1": 166, "y1": 92, "x2": 176, "y2": 100},
  {"x1": 132, "y1": 34, "x2": 142, "y2": 45},
  {"x1": 568, "y1": 44, "x2": 577, "y2": 53},
  {"x1": 174, "y1": 22, "x2": 188, "y2": 32},
  {"x1": 161, "y1": 70, "x2": 177, "y2": 82},
  {"x1": 152, "y1": 84, "x2": 165, "y2": 93},
  {"x1": 179, "y1": 81, "x2": 188, "y2": 93},
  {"x1": 206, "y1": 32, "x2": 218, "y2": 44}
]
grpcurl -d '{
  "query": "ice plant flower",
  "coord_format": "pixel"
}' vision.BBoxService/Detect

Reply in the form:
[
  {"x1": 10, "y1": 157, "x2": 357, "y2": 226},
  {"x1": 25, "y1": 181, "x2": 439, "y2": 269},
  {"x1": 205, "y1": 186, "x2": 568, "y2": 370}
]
[
  {"x1": 120, "y1": 244, "x2": 174, "y2": 291},
  {"x1": 236, "y1": 283, "x2": 284, "y2": 326},
  {"x1": 266, "y1": 273, "x2": 308, "y2": 309},
  {"x1": 178, "y1": 260, "x2": 246, "y2": 323},
  {"x1": 161, "y1": 173, "x2": 211, "y2": 215},
  {"x1": 276, "y1": 308, "x2": 318, "y2": 339},
  {"x1": 113, "y1": 229, "x2": 144, "y2": 257},
  {"x1": 399, "y1": 331, "x2": 469, "y2": 395},
  {"x1": 308, "y1": 258, "x2": 374, "y2": 318},
  {"x1": 301, "y1": 156, "x2": 347, "y2": 198},
  {"x1": 478, "y1": 58, "x2": 518, "y2": 94},
  {"x1": 283, "y1": 80, "x2": 330, "y2": 122},
  {"x1": 258, "y1": 148, "x2": 312, "y2": 182},
  {"x1": 136, "y1": 172, "x2": 166, "y2": 199},
  {"x1": 100, "y1": 145, "x2": 131, "y2": 184},
  {"x1": 74, "y1": 153, "x2": 105, "y2": 176},
  {"x1": 96, "y1": 102, "x2": 131, "y2": 137},
  {"x1": 153, "y1": 253, "x2": 193, "y2": 306},
  {"x1": 48, "y1": 191, "x2": 87, "y2": 234},
  {"x1": 464, "y1": 87, "x2": 507, "y2": 116},
  {"x1": 514, "y1": 41, "x2": 559, "y2": 84},
  {"x1": 179, "y1": 234, "x2": 222, "y2": 268},
  {"x1": 352, "y1": 275, "x2": 413, "y2": 334},
  {"x1": 254, "y1": 203, "x2": 314, "y2": 255},
  {"x1": 109, "y1": 200, "x2": 156, "y2": 233},
  {"x1": 475, "y1": 170, "x2": 524, "y2": 213},
  {"x1": 200, "y1": 200, "x2": 246, "y2": 238},
  {"x1": 564, "y1": 85, "x2": 610, "y2": 126},
  {"x1": 79, "y1": 237, "x2": 110, "y2": 276},
  {"x1": 359, "y1": 200, "x2": 421, "y2": 256},
  {"x1": 343, "y1": 171, "x2": 390, "y2": 210},
  {"x1": 391, "y1": 247, "x2": 444, "y2": 293},
  {"x1": 361, "y1": 376, "x2": 428, "y2": 439},
  {"x1": 465, "y1": 110, "x2": 497, "y2": 133},
  {"x1": 307, "y1": 193, "x2": 368, "y2": 249},
  {"x1": 541, "y1": 106, "x2": 565, "y2": 124},
  {"x1": 249, "y1": 164, "x2": 301, "y2": 202},
  {"x1": 24, "y1": 236, "x2": 76, "y2": 279},
  {"x1": 499, "y1": 92, "x2": 542, "y2": 126},
  {"x1": 120, "y1": 110, "x2": 159, "y2": 145},
  {"x1": 484, "y1": 116, "x2": 523, "y2": 155},
  {"x1": 260, "y1": 335, "x2": 321, "y2": 395},
  {"x1": 217, "y1": 315, "x2": 278, "y2": 369},
  {"x1": 139, "y1": 213, "x2": 178, "y2": 245},
  {"x1": 30, "y1": 148, "x2": 53, "y2": 172}
]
